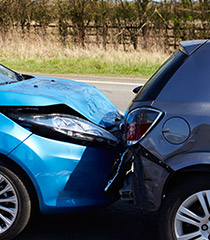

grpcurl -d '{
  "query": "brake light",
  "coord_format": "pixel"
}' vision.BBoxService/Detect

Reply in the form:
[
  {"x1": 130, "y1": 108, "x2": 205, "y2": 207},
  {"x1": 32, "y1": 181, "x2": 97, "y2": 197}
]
[{"x1": 126, "y1": 108, "x2": 162, "y2": 145}]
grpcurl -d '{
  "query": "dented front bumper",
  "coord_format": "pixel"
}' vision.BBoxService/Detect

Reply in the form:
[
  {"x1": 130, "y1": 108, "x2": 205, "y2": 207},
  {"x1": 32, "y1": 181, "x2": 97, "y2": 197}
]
[{"x1": 104, "y1": 149, "x2": 133, "y2": 196}]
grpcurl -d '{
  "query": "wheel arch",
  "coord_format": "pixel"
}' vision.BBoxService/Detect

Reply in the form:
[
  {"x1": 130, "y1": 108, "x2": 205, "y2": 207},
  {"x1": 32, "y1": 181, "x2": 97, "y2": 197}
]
[
  {"x1": 163, "y1": 164, "x2": 210, "y2": 198},
  {"x1": 158, "y1": 165, "x2": 210, "y2": 240},
  {"x1": 0, "y1": 153, "x2": 40, "y2": 214}
]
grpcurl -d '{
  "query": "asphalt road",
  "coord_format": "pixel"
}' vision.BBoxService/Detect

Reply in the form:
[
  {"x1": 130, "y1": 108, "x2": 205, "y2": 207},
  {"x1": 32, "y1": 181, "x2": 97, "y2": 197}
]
[
  {"x1": 18, "y1": 201, "x2": 158, "y2": 240},
  {"x1": 17, "y1": 74, "x2": 158, "y2": 240}
]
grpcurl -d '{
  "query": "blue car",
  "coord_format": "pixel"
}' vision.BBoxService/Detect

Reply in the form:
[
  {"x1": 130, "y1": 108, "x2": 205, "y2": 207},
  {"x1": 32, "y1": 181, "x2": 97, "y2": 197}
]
[{"x1": 0, "y1": 64, "x2": 124, "y2": 240}]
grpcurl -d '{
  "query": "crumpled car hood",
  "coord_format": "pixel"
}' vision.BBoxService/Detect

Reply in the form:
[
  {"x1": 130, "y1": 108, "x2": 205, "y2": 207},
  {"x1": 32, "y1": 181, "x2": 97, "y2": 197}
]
[{"x1": 0, "y1": 76, "x2": 121, "y2": 127}]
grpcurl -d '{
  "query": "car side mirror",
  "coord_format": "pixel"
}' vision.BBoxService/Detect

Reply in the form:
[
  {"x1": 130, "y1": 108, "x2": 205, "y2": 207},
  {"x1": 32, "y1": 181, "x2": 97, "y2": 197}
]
[{"x1": 133, "y1": 86, "x2": 142, "y2": 94}]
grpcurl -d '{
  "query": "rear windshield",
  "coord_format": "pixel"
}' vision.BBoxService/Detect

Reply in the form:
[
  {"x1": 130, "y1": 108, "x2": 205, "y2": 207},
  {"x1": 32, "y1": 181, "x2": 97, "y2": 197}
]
[{"x1": 133, "y1": 50, "x2": 188, "y2": 102}]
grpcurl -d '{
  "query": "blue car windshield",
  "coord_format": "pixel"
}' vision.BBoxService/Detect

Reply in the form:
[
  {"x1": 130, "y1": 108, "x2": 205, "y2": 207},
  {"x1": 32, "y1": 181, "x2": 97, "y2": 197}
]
[{"x1": 0, "y1": 64, "x2": 19, "y2": 84}]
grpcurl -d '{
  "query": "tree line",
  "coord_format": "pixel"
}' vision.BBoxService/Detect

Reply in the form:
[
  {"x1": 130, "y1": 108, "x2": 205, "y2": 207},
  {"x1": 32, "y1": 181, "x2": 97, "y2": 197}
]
[{"x1": 0, "y1": 0, "x2": 210, "y2": 51}]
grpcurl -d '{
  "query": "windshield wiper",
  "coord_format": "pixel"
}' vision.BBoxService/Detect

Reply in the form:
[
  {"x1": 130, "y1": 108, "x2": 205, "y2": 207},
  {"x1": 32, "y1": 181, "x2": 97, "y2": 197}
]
[
  {"x1": 0, "y1": 81, "x2": 18, "y2": 86},
  {"x1": 15, "y1": 72, "x2": 24, "y2": 81}
]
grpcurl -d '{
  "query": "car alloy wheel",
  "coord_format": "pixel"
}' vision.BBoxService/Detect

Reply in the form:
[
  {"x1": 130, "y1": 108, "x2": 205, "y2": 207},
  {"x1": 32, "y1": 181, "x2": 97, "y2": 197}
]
[
  {"x1": 0, "y1": 173, "x2": 18, "y2": 234},
  {"x1": 159, "y1": 175, "x2": 210, "y2": 240},
  {"x1": 175, "y1": 190, "x2": 210, "y2": 239},
  {"x1": 0, "y1": 164, "x2": 31, "y2": 240}
]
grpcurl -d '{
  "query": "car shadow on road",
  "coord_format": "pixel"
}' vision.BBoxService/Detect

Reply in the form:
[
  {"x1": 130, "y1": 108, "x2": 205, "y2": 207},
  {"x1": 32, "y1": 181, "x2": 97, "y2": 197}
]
[{"x1": 16, "y1": 200, "x2": 158, "y2": 240}]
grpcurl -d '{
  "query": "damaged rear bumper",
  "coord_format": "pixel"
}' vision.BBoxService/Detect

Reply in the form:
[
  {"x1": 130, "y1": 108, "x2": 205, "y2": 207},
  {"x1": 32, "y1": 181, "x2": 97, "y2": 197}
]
[
  {"x1": 133, "y1": 147, "x2": 171, "y2": 211},
  {"x1": 110, "y1": 145, "x2": 173, "y2": 211},
  {"x1": 133, "y1": 145, "x2": 174, "y2": 211}
]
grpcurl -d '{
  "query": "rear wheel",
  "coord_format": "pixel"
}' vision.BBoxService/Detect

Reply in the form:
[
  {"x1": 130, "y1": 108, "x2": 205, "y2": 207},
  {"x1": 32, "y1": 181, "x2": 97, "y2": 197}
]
[
  {"x1": 0, "y1": 165, "x2": 31, "y2": 240},
  {"x1": 159, "y1": 175, "x2": 210, "y2": 240}
]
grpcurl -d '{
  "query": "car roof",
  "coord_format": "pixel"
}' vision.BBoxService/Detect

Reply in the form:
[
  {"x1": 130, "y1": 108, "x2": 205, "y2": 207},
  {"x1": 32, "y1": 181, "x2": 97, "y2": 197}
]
[{"x1": 180, "y1": 40, "x2": 208, "y2": 55}]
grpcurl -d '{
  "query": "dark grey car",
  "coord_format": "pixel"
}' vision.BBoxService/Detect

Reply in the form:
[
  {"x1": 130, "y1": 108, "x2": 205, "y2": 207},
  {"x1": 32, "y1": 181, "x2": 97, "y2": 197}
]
[{"x1": 124, "y1": 40, "x2": 210, "y2": 240}]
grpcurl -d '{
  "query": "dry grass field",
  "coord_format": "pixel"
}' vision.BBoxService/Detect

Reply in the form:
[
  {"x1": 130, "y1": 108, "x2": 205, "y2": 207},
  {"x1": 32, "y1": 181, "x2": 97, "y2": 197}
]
[{"x1": 0, "y1": 32, "x2": 169, "y2": 77}]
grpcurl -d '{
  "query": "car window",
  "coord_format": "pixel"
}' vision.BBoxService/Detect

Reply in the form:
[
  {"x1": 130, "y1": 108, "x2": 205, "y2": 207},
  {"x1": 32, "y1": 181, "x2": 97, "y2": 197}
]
[
  {"x1": 133, "y1": 50, "x2": 188, "y2": 102},
  {"x1": 0, "y1": 73, "x2": 16, "y2": 84},
  {"x1": 0, "y1": 64, "x2": 18, "y2": 83}
]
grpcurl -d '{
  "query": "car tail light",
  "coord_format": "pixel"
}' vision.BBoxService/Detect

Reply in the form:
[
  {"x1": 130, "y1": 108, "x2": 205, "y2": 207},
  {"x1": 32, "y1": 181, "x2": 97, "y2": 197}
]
[{"x1": 125, "y1": 107, "x2": 163, "y2": 145}]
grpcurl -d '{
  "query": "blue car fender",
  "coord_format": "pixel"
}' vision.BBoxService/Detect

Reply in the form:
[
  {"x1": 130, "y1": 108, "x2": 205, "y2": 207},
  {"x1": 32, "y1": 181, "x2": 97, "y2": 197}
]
[
  {"x1": 7, "y1": 133, "x2": 86, "y2": 212},
  {"x1": 0, "y1": 113, "x2": 32, "y2": 155}
]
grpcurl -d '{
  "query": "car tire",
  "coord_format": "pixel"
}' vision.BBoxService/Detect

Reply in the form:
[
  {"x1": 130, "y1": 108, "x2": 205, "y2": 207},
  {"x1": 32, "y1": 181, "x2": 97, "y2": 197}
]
[
  {"x1": 0, "y1": 165, "x2": 31, "y2": 240},
  {"x1": 159, "y1": 175, "x2": 210, "y2": 240}
]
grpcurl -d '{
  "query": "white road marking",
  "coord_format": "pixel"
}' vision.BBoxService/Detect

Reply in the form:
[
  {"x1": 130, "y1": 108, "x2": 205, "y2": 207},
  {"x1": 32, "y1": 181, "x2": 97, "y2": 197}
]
[{"x1": 73, "y1": 80, "x2": 140, "y2": 86}]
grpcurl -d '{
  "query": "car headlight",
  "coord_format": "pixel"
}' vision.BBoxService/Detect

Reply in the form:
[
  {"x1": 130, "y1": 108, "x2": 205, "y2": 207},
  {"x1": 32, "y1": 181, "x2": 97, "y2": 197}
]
[{"x1": 8, "y1": 113, "x2": 118, "y2": 146}]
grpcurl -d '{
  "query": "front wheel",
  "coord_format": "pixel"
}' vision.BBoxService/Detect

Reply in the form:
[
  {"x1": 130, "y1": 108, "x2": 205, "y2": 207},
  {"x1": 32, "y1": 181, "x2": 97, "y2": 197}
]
[
  {"x1": 159, "y1": 175, "x2": 210, "y2": 240},
  {"x1": 0, "y1": 165, "x2": 31, "y2": 240}
]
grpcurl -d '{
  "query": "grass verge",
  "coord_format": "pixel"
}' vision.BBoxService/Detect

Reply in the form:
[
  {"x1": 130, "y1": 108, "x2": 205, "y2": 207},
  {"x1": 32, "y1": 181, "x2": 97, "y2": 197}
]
[{"x1": 0, "y1": 33, "x2": 169, "y2": 78}]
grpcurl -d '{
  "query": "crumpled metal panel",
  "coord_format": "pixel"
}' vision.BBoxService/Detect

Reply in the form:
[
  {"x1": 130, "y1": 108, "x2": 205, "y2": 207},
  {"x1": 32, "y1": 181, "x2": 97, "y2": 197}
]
[
  {"x1": 8, "y1": 132, "x2": 119, "y2": 213},
  {"x1": 133, "y1": 149, "x2": 170, "y2": 211},
  {"x1": 0, "y1": 76, "x2": 121, "y2": 127}
]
